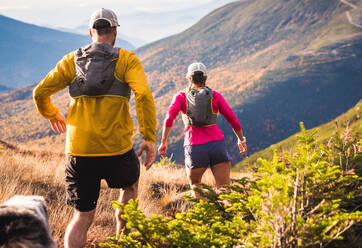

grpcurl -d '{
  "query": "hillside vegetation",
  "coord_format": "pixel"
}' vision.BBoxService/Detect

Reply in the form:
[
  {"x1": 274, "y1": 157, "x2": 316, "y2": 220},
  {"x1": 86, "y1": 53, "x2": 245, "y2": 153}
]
[
  {"x1": 102, "y1": 123, "x2": 362, "y2": 248},
  {"x1": 1, "y1": 140, "x2": 242, "y2": 247},
  {"x1": 0, "y1": 122, "x2": 360, "y2": 247},
  {"x1": 0, "y1": 0, "x2": 361, "y2": 165},
  {"x1": 234, "y1": 99, "x2": 362, "y2": 171}
]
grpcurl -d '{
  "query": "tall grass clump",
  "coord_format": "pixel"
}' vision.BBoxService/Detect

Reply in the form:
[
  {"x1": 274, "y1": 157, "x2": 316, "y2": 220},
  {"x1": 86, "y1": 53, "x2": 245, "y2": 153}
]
[{"x1": 101, "y1": 123, "x2": 362, "y2": 248}]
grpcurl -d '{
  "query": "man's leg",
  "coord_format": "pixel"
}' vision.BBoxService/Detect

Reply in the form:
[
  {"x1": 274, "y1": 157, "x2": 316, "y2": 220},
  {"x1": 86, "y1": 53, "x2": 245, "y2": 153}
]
[
  {"x1": 115, "y1": 180, "x2": 139, "y2": 236},
  {"x1": 64, "y1": 209, "x2": 96, "y2": 248},
  {"x1": 186, "y1": 167, "x2": 208, "y2": 200}
]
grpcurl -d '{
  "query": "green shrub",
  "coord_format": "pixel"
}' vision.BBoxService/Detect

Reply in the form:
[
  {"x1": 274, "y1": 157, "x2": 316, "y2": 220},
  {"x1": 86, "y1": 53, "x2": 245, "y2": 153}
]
[
  {"x1": 154, "y1": 154, "x2": 176, "y2": 167},
  {"x1": 100, "y1": 123, "x2": 361, "y2": 248}
]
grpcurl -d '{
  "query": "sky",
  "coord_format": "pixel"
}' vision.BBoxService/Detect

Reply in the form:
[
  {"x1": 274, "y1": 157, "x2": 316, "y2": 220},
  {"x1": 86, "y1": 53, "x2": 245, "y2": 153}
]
[{"x1": 0, "y1": 0, "x2": 236, "y2": 46}]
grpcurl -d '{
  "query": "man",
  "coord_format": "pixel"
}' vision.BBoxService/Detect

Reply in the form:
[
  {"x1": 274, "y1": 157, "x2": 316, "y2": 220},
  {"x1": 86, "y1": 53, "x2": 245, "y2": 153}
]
[{"x1": 33, "y1": 8, "x2": 156, "y2": 248}]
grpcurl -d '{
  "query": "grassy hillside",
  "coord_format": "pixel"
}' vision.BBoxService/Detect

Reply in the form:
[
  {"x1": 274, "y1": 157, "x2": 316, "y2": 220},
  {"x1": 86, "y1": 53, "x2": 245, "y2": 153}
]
[
  {"x1": 1, "y1": 117, "x2": 360, "y2": 248},
  {"x1": 233, "y1": 100, "x2": 362, "y2": 171},
  {"x1": 0, "y1": 15, "x2": 134, "y2": 88},
  {"x1": 0, "y1": 140, "x2": 247, "y2": 246},
  {"x1": 0, "y1": 0, "x2": 361, "y2": 164}
]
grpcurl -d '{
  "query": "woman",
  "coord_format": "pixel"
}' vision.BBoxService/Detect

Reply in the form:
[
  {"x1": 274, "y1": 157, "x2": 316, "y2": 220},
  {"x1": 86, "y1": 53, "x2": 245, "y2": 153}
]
[{"x1": 158, "y1": 62, "x2": 247, "y2": 199}]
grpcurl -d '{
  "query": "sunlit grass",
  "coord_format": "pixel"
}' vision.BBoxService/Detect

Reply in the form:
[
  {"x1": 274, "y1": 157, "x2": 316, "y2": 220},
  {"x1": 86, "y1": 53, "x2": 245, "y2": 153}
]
[{"x1": 0, "y1": 146, "x2": 249, "y2": 247}]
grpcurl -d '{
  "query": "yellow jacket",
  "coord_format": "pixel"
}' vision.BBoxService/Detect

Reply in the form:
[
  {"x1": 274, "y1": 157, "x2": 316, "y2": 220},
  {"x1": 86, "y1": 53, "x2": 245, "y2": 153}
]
[{"x1": 33, "y1": 47, "x2": 156, "y2": 156}]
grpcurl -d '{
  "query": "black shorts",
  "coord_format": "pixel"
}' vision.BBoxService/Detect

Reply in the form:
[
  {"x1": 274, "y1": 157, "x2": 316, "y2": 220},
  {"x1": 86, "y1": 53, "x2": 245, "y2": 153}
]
[
  {"x1": 184, "y1": 140, "x2": 232, "y2": 169},
  {"x1": 65, "y1": 149, "x2": 140, "y2": 212}
]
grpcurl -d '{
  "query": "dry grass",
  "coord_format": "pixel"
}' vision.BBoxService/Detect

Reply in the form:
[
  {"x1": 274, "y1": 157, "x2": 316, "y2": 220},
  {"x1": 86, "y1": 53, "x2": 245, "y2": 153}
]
[{"x1": 0, "y1": 144, "x2": 248, "y2": 247}]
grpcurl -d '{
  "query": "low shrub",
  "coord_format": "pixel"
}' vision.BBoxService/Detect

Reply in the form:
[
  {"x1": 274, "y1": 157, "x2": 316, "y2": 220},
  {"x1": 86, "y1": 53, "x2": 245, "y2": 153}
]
[{"x1": 100, "y1": 123, "x2": 362, "y2": 248}]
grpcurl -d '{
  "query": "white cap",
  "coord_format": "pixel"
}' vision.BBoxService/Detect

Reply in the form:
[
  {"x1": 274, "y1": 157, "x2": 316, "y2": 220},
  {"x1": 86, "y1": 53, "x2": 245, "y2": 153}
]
[
  {"x1": 89, "y1": 8, "x2": 120, "y2": 28},
  {"x1": 186, "y1": 62, "x2": 208, "y2": 77}
]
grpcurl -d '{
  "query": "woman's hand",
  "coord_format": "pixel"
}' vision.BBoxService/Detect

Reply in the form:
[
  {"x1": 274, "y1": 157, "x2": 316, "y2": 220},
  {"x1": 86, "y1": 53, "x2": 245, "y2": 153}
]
[
  {"x1": 238, "y1": 143, "x2": 247, "y2": 154},
  {"x1": 158, "y1": 143, "x2": 168, "y2": 157},
  {"x1": 238, "y1": 137, "x2": 247, "y2": 154}
]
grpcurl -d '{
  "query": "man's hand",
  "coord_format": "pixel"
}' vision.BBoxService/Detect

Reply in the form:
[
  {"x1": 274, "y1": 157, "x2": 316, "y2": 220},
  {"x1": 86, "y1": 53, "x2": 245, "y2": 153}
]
[
  {"x1": 49, "y1": 112, "x2": 66, "y2": 134},
  {"x1": 158, "y1": 143, "x2": 167, "y2": 157},
  {"x1": 138, "y1": 141, "x2": 156, "y2": 170}
]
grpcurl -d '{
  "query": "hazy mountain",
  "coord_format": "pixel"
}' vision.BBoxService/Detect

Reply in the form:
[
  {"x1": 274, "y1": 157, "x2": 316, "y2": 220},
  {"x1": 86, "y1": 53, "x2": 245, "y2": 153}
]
[
  {"x1": 0, "y1": 85, "x2": 11, "y2": 93},
  {"x1": 0, "y1": 14, "x2": 134, "y2": 89},
  {"x1": 0, "y1": 0, "x2": 361, "y2": 165}
]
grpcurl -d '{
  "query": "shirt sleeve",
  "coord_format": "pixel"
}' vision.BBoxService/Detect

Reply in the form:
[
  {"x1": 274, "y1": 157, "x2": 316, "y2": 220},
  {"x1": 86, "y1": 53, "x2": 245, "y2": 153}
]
[
  {"x1": 215, "y1": 91, "x2": 242, "y2": 131},
  {"x1": 124, "y1": 52, "x2": 157, "y2": 143},
  {"x1": 164, "y1": 92, "x2": 184, "y2": 127},
  {"x1": 33, "y1": 52, "x2": 76, "y2": 119}
]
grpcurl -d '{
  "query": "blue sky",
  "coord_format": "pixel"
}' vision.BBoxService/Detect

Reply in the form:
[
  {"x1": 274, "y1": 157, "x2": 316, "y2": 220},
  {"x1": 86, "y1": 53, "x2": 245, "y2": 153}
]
[{"x1": 0, "y1": 0, "x2": 236, "y2": 45}]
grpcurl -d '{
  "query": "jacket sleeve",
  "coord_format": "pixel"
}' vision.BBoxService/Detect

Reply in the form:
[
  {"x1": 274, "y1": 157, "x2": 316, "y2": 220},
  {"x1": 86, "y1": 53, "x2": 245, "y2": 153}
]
[
  {"x1": 123, "y1": 53, "x2": 157, "y2": 143},
  {"x1": 33, "y1": 52, "x2": 76, "y2": 119},
  {"x1": 216, "y1": 91, "x2": 242, "y2": 131},
  {"x1": 164, "y1": 93, "x2": 183, "y2": 128}
]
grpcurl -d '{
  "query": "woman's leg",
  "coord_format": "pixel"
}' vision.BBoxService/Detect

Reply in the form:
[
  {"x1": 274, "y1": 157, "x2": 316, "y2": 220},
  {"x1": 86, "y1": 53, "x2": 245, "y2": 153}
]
[
  {"x1": 186, "y1": 167, "x2": 208, "y2": 200},
  {"x1": 210, "y1": 161, "x2": 231, "y2": 189}
]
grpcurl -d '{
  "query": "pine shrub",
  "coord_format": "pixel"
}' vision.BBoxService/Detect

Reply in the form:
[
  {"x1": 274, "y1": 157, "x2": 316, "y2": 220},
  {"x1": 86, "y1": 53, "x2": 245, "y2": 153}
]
[{"x1": 100, "y1": 122, "x2": 362, "y2": 248}]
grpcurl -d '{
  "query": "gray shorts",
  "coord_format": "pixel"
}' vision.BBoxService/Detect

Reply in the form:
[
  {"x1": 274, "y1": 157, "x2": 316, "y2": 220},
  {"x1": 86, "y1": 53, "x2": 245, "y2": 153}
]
[{"x1": 184, "y1": 140, "x2": 232, "y2": 169}]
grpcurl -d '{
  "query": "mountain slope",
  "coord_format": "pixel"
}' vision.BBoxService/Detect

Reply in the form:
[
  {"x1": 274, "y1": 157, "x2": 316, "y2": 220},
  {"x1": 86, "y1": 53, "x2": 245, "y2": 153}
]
[
  {"x1": 0, "y1": 15, "x2": 134, "y2": 89},
  {"x1": 233, "y1": 100, "x2": 362, "y2": 171},
  {"x1": 0, "y1": 0, "x2": 361, "y2": 164},
  {"x1": 137, "y1": 0, "x2": 362, "y2": 164}
]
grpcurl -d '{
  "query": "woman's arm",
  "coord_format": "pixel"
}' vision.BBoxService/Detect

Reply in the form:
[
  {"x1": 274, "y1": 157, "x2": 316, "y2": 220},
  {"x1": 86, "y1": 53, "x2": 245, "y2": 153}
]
[
  {"x1": 158, "y1": 126, "x2": 172, "y2": 157},
  {"x1": 216, "y1": 92, "x2": 247, "y2": 154},
  {"x1": 158, "y1": 93, "x2": 184, "y2": 157}
]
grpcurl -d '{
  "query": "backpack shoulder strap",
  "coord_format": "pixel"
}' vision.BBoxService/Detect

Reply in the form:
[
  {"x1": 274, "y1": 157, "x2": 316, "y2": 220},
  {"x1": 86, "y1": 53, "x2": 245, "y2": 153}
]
[{"x1": 114, "y1": 48, "x2": 126, "y2": 83}]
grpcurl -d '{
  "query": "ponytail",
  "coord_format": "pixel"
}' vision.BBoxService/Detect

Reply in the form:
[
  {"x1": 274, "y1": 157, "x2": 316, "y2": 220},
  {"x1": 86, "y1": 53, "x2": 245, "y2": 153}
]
[{"x1": 191, "y1": 71, "x2": 207, "y2": 87}]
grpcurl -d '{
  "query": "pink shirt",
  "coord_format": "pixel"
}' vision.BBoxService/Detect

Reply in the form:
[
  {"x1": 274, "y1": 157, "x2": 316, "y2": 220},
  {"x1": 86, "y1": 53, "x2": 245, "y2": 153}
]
[{"x1": 164, "y1": 90, "x2": 242, "y2": 146}]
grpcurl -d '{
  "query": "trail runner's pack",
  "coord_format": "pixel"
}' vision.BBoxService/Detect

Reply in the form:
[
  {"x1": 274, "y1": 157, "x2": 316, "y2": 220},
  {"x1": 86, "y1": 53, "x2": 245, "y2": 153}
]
[
  {"x1": 182, "y1": 87, "x2": 217, "y2": 127},
  {"x1": 69, "y1": 42, "x2": 131, "y2": 99}
]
